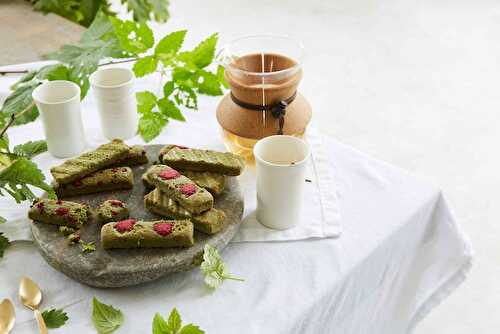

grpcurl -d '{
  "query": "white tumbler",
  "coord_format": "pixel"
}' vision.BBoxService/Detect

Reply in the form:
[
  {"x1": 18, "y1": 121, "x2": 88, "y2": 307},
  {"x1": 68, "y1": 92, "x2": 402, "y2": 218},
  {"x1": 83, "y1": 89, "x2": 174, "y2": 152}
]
[
  {"x1": 32, "y1": 80, "x2": 86, "y2": 158},
  {"x1": 253, "y1": 135, "x2": 311, "y2": 230},
  {"x1": 89, "y1": 67, "x2": 138, "y2": 140}
]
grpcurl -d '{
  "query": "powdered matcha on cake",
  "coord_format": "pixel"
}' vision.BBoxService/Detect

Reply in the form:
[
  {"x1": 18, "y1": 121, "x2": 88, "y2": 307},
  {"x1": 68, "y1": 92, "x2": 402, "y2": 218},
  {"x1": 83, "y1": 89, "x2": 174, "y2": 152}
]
[
  {"x1": 50, "y1": 139, "x2": 130, "y2": 185},
  {"x1": 28, "y1": 198, "x2": 89, "y2": 227},
  {"x1": 97, "y1": 199, "x2": 129, "y2": 223},
  {"x1": 142, "y1": 169, "x2": 225, "y2": 196},
  {"x1": 101, "y1": 219, "x2": 194, "y2": 249},
  {"x1": 54, "y1": 167, "x2": 134, "y2": 197},
  {"x1": 145, "y1": 165, "x2": 213, "y2": 214},
  {"x1": 160, "y1": 146, "x2": 245, "y2": 176}
]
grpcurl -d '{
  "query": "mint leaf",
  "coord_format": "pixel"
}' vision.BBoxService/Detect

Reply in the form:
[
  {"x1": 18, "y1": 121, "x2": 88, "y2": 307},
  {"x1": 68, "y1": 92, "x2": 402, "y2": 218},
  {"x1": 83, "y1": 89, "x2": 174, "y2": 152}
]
[
  {"x1": 180, "y1": 33, "x2": 218, "y2": 69},
  {"x1": 0, "y1": 134, "x2": 9, "y2": 151},
  {"x1": 158, "y1": 98, "x2": 185, "y2": 121},
  {"x1": 36, "y1": 64, "x2": 69, "y2": 81},
  {"x1": 167, "y1": 308, "x2": 182, "y2": 332},
  {"x1": 81, "y1": 10, "x2": 116, "y2": 43},
  {"x1": 136, "y1": 91, "x2": 158, "y2": 114},
  {"x1": 201, "y1": 244, "x2": 244, "y2": 289},
  {"x1": 0, "y1": 216, "x2": 6, "y2": 224},
  {"x1": 148, "y1": 0, "x2": 170, "y2": 22},
  {"x1": 179, "y1": 324, "x2": 205, "y2": 334},
  {"x1": 92, "y1": 297, "x2": 124, "y2": 334},
  {"x1": 138, "y1": 112, "x2": 167, "y2": 142},
  {"x1": 41, "y1": 308, "x2": 69, "y2": 329},
  {"x1": 217, "y1": 65, "x2": 229, "y2": 89},
  {"x1": 0, "y1": 232, "x2": 10, "y2": 258},
  {"x1": 10, "y1": 71, "x2": 37, "y2": 91},
  {"x1": 133, "y1": 55, "x2": 158, "y2": 77},
  {"x1": 80, "y1": 241, "x2": 96, "y2": 253},
  {"x1": 152, "y1": 313, "x2": 169, "y2": 334},
  {"x1": 121, "y1": 0, "x2": 152, "y2": 22},
  {"x1": 155, "y1": 30, "x2": 186, "y2": 63},
  {"x1": 0, "y1": 82, "x2": 39, "y2": 125},
  {"x1": 0, "y1": 158, "x2": 55, "y2": 202},
  {"x1": 195, "y1": 70, "x2": 223, "y2": 96},
  {"x1": 163, "y1": 81, "x2": 175, "y2": 97},
  {"x1": 13, "y1": 140, "x2": 48, "y2": 159},
  {"x1": 174, "y1": 85, "x2": 197, "y2": 110},
  {"x1": 111, "y1": 17, "x2": 154, "y2": 54}
]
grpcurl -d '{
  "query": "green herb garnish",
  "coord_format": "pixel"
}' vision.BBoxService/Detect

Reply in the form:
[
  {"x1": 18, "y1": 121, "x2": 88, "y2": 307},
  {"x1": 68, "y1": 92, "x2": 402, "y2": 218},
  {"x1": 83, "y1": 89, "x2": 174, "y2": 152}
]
[
  {"x1": 152, "y1": 307, "x2": 204, "y2": 334},
  {"x1": 200, "y1": 244, "x2": 244, "y2": 289},
  {"x1": 41, "y1": 308, "x2": 69, "y2": 329},
  {"x1": 92, "y1": 297, "x2": 124, "y2": 334}
]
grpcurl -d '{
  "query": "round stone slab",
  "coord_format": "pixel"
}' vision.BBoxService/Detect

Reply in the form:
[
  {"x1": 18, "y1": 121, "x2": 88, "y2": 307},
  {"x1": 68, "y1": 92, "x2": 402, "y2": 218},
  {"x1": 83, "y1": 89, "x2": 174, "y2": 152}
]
[{"x1": 31, "y1": 145, "x2": 244, "y2": 288}]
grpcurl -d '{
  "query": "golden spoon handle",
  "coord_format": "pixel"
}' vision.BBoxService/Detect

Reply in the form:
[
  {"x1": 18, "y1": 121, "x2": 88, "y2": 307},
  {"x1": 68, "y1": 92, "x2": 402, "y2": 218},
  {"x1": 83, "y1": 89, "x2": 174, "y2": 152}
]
[{"x1": 34, "y1": 310, "x2": 48, "y2": 334}]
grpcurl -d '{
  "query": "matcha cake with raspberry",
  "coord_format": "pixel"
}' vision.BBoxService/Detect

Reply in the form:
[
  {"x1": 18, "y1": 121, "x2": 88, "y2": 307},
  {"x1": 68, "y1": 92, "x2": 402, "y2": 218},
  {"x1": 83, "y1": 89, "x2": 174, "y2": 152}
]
[
  {"x1": 142, "y1": 169, "x2": 225, "y2": 196},
  {"x1": 160, "y1": 146, "x2": 245, "y2": 176},
  {"x1": 97, "y1": 199, "x2": 129, "y2": 223},
  {"x1": 144, "y1": 189, "x2": 226, "y2": 234},
  {"x1": 28, "y1": 198, "x2": 89, "y2": 227},
  {"x1": 53, "y1": 167, "x2": 134, "y2": 197},
  {"x1": 145, "y1": 165, "x2": 213, "y2": 214},
  {"x1": 101, "y1": 219, "x2": 194, "y2": 249},
  {"x1": 50, "y1": 139, "x2": 130, "y2": 185},
  {"x1": 109, "y1": 145, "x2": 148, "y2": 167}
]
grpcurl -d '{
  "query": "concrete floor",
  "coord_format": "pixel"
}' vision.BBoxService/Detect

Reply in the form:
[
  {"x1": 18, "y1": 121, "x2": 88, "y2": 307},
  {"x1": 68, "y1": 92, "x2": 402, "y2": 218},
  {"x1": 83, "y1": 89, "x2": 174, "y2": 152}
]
[{"x1": 140, "y1": 0, "x2": 496, "y2": 332}]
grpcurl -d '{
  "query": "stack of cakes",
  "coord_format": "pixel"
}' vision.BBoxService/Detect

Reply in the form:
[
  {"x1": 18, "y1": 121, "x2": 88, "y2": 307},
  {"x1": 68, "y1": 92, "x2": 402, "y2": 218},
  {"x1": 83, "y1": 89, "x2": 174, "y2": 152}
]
[{"x1": 101, "y1": 145, "x2": 245, "y2": 249}]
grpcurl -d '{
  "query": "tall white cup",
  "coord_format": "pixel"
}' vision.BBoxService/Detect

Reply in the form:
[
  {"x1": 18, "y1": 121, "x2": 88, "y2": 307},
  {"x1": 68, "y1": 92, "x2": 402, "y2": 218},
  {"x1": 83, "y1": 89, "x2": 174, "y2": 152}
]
[
  {"x1": 253, "y1": 135, "x2": 311, "y2": 230},
  {"x1": 32, "y1": 80, "x2": 86, "y2": 158},
  {"x1": 89, "y1": 67, "x2": 138, "y2": 140}
]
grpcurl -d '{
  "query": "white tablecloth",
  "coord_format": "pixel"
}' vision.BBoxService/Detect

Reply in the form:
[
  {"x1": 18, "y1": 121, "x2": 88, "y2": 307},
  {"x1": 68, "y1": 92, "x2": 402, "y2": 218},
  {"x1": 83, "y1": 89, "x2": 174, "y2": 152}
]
[{"x1": 0, "y1": 63, "x2": 472, "y2": 333}]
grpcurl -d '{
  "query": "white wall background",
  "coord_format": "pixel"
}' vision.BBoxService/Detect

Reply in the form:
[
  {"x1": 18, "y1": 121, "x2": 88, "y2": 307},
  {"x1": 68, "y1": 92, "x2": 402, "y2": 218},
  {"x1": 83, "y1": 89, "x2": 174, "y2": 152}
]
[{"x1": 112, "y1": 0, "x2": 499, "y2": 332}]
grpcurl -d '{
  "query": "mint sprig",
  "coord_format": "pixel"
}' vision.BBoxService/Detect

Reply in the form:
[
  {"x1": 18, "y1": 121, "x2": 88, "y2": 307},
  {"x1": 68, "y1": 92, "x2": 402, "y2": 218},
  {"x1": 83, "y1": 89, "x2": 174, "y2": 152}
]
[
  {"x1": 200, "y1": 244, "x2": 244, "y2": 289},
  {"x1": 153, "y1": 308, "x2": 204, "y2": 334},
  {"x1": 92, "y1": 297, "x2": 124, "y2": 334},
  {"x1": 41, "y1": 308, "x2": 69, "y2": 329},
  {"x1": 0, "y1": 233, "x2": 10, "y2": 258}
]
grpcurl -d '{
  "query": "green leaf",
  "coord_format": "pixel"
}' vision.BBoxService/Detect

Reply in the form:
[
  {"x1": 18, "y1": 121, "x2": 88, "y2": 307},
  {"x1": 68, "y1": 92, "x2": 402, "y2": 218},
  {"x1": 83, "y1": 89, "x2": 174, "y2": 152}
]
[
  {"x1": 152, "y1": 313, "x2": 169, "y2": 334},
  {"x1": 180, "y1": 33, "x2": 218, "y2": 69},
  {"x1": 92, "y1": 297, "x2": 124, "y2": 334},
  {"x1": 200, "y1": 244, "x2": 244, "y2": 289},
  {"x1": 81, "y1": 10, "x2": 119, "y2": 43},
  {"x1": 172, "y1": 67, "x2": 194, "y2": 83},
  {"x1": 10, "y1": 71, "x2": 37, "y2": 91},
  {"x1": 158, "y1": 98, "x2": 185, "y2": 121},
  {"x1": 13, "y1": 141, "x2": 48, "y2": 159},
  {"x1": 216, "y1": 65, "x2": 229, "y2": 89},
  {"x1": 0, "y1": 134, "x2": 9, "y2": 152},
  {"x1": 0, "y1": 158, "x2": 55, "y2": 202},
  {"x1": 179, "y1": 324, "x2": 205, "y2": 334},
  {"x1": 174, "y1": 85, "x2": 197, "y2": 110},
  {"x1": 0, "y1": 216, "x2": 6, "y2": 224},
  {"x1": 163, "y1": 81, "x2": 175, "y2": 97},
  {"x1": 138, "y1": 112, "x2": 167, "y2": 142},
  {"x1": 111, "y1": 17, "x2": 154, "y2": 54},
  {"x1": 133, "y1": 55, "x2": 158, "y2": 77},
  {"x1": 136, "y1": 91, "x2": 158, "y2": 114},
  {"x1": 167, "y1": 308, "x2": 182, "y2": 332},
  {"x1": 155, "y1": 30, "x2": 186, "y2": 62},
  {"x1": 0, "y1": 82, "x2": 39, "y2": 125},
  {"x1": 80, "y1": 241, "x2": 96, "y2": 253},
  {"x1": 0, "y1": 232, "x2": 10, "y2": 258},
  {"x1": 36, "y1": 64, "x2": 69, "y2": 81},
  {"x1": 148, "y1": 0, "x2": 170, "y2": 22},
  {"x1": 121, "y1": 0, "x2": 151, "y2": 22},
  {"x1": 41, "y1": 308, "x2": 69, "y2": 329},
  {"x1": 195, "y1": 70, "x2": 223, "y2": 96}
]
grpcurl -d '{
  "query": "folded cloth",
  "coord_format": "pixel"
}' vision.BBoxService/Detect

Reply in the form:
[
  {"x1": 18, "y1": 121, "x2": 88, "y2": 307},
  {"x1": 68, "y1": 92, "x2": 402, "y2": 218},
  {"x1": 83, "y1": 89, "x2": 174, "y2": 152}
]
[{"x1": 232, "y1": 126, "x2": 342, "y2": 242}]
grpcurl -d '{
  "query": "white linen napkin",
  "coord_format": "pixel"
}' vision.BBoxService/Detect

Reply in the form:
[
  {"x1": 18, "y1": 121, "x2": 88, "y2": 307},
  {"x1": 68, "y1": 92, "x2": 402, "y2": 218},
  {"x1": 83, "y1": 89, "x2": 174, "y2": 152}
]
[{"x1": 232, "y1": 126, "x2": 341, "y2": 242}]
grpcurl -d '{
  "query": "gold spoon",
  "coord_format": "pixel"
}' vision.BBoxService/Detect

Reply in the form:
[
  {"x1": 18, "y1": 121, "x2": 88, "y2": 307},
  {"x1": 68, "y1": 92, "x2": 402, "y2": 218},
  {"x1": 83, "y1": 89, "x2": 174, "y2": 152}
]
[
  {"x1": 0, "y1": 298, "x2": 15, "y2": 334},
  {"x1": 18, "y1": 277, "x2": 48, "y2": 334}
]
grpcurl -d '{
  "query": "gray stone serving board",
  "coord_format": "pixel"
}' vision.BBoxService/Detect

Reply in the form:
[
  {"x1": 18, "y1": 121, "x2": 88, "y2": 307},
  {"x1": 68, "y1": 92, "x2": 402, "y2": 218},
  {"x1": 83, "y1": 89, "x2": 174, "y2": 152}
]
[{"x1": 31, "y1": 145, "x2": 244, "y2": 288}]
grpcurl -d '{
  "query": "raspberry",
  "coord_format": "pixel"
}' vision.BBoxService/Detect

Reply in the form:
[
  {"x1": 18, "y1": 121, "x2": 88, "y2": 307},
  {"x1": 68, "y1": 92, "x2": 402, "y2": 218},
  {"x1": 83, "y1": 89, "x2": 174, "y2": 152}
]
[
  {"x1": 115, "y1": 219, "x2": 136, "y2": 233},
  {"x1": 55, "y1": 207, "x2": 69, "y2": 216},
  {"x1": 159, "y1": 168, "x2": 181, "y2": 180},
  {"x1": 180, "y1": 184, "x2": 196, "y2": 196},
  {"x1": 153, "y1": 222, "x2": 173, "y2": 236},
  {"x1": 36, "y1": 201, "x2": 44, "y2": 212}
]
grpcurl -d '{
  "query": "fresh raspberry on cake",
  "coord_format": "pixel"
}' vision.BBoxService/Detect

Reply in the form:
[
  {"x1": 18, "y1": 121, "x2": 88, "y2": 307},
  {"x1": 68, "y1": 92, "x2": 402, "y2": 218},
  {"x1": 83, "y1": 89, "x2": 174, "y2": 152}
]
[
  {"x1": 154, "y1": 222, "x2": 173, "y2": 236},
  {"x1": 180, "y1": 184, "x2": 196, "y2": 196},
  {"x1": 159, "y1": 168, "x2": 180, "y2": 180},
  {"x1": 115, "y1": 219, "x2": 136, "y2": 233}
]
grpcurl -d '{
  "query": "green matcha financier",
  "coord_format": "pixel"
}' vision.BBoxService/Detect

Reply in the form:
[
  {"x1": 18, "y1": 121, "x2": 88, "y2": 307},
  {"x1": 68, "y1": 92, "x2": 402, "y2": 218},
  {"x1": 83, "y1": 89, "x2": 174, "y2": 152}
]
[
  {"x1": 50, "y1": 139, "x2": 130, "y2": 185},
  {"x1": 144, "y1": 188, "x2": 226, "y2": 234},
  {"x1": 28, "y1": 198, "x2": 89, "y2": 228},
  {"x1": 101, "y1": 219, "x2": 194, "y2": 249},
  {"x1": 145, "y1": 165, "x2": 213, "y2": 214}
]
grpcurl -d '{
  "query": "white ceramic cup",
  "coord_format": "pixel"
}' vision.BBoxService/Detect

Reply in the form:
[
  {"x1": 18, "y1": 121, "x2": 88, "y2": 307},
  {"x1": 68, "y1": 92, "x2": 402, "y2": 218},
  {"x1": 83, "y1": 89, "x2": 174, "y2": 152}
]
[
  {"x1": 32, "y1": 80, "x2": 86, "y2": 158},
  {"x1": 89, "y1": 67, "x2": 138, "y2": 140},
  {"x1": 253, "y1": 135, "x2": 311, "y2": 230}
]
